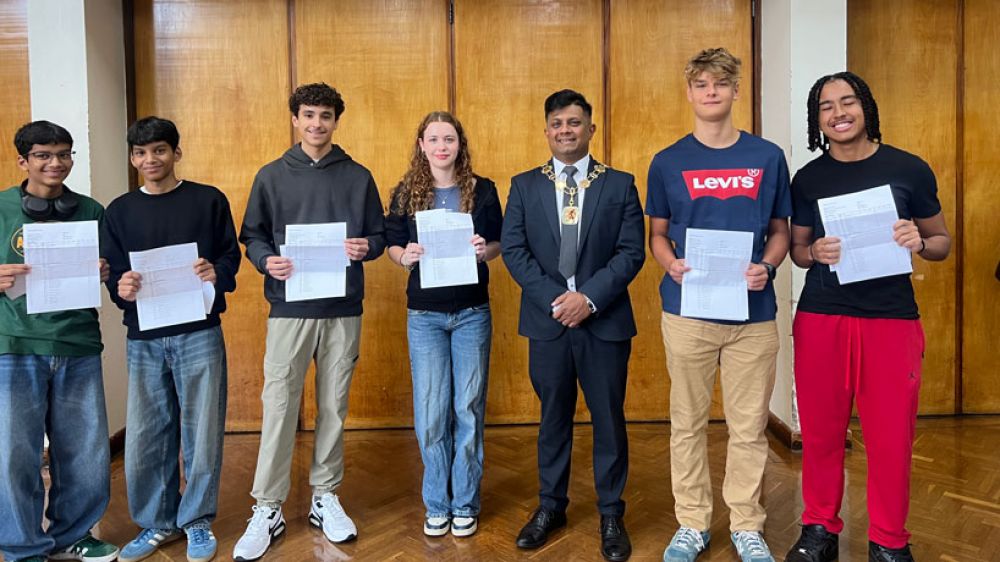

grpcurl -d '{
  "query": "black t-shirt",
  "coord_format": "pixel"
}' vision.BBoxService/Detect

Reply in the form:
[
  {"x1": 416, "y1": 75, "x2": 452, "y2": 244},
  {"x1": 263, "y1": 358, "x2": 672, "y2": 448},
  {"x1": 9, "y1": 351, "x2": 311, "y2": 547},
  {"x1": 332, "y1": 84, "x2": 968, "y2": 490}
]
[{"x1": 791, "y1": 144, "x2": 941, "y2": 319}]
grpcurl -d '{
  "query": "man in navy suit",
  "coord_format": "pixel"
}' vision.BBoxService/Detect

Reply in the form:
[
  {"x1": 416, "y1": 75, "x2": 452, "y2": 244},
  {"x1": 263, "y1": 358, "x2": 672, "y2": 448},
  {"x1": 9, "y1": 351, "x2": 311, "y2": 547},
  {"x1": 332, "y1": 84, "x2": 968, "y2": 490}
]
[{"x1": 502, "y1": 89, "x2": 645, "y2": 562}]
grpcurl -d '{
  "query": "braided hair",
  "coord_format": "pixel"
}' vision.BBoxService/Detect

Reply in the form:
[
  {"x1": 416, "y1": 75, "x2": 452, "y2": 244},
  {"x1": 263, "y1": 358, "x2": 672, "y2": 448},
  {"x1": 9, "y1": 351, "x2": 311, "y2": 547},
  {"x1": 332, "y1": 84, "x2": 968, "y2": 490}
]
[{"x1": 806, "y1": 71, "x2": 881, "y2": 152}]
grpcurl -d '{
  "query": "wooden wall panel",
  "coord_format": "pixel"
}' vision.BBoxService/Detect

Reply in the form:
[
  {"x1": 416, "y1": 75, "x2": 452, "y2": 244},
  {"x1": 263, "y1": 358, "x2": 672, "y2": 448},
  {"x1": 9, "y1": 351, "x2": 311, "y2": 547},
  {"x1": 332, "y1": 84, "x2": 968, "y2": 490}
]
[
  {"x1": 610, "y1": 0, "x2": 753, "y2": 420},
  {"x1": 454, "y1": 0, "x2": 606, "y2": 424},
  {"x1": 133, "y1": 0, "x2": 290, "y2": 431},
  {"x1": 0, "y1": 0, "x2": 29, "y2": 188},
  {"x1": 848, "y1": 0, "x2": 958, "y2": 414},
  {"x1": 962, "y1": 0, "x2": 1000, "y2": 412},
  {"x1": 293, "y1": 0, "x2": 450, "y2": 429}
]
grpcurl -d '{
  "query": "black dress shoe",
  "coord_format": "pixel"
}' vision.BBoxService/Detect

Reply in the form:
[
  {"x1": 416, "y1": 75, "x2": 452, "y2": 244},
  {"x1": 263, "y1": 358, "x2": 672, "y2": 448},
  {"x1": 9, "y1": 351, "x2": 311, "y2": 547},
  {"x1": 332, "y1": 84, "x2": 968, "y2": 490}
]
[
  {"x1": 869, "y1": 541, "x2": 915, "y2": 562},
  {"x1": 785, "y1": 524, "x2": 838, "y2": 562},
  {"x1": 515, "y1": 507, "x2": 567, "y2": 549},
  {"x1": 599, "y1": 515, "x2": 631, "y2": 561}
]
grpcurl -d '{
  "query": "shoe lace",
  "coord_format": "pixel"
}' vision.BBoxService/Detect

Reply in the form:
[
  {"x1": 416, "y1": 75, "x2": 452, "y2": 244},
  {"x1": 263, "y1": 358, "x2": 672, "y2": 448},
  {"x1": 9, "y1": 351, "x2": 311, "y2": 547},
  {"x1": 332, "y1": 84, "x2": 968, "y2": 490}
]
[
  {"x1": 246, "y1": 505, "x2": 275, "y2": 536},
  {"x1": 672, "y1": 527, "x2": 706, "y2": 550},
  {"x1": 734, "y1": 531, "x2": 769, "y2": 555},
  {"x1": 188, "y1": 527, "x2": 212, "y2": 545},
  {"x1": 320, "y1": 493, "x2": 349, "y2": 522}
]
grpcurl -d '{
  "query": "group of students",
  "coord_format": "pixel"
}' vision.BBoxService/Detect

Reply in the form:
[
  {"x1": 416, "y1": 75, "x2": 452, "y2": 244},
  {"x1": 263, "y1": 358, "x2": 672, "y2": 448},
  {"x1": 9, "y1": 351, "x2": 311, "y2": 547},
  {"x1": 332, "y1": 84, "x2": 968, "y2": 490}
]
[{"x1": 0, "y1": 47, "x2": 948, "y2": 562}]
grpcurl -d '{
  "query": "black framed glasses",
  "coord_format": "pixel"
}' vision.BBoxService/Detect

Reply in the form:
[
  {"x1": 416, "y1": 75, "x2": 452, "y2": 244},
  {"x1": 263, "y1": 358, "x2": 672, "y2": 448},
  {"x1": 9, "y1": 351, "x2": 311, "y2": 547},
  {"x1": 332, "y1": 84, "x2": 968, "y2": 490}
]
[{"x1": 27, "y1": 151, "x2": 76, "y2": 162}]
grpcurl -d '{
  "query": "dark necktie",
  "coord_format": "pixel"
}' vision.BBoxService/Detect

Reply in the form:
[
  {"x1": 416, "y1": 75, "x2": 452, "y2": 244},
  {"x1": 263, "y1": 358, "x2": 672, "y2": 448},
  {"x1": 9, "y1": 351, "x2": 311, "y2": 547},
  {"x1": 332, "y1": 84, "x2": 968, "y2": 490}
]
[{"x1": 558, "y1": 165, "x2": 578, "y2": 279}]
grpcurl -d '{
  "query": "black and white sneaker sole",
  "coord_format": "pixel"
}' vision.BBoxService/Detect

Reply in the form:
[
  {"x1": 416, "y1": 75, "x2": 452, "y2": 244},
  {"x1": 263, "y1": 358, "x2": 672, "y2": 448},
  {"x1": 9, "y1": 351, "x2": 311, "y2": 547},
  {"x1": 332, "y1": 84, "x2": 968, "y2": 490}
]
[
  {"x1": 308, "y1": 513, "x2": 357, "y2": 543},
  {"x1": 233, "y1": 522, "x2": 286, "y2": 562}
]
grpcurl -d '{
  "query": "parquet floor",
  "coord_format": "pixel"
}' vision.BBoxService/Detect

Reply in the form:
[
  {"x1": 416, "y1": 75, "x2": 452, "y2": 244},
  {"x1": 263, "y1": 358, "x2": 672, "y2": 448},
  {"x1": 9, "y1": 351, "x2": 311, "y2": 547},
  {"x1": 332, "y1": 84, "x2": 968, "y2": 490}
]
[{"x1": 78, "y1": 418, "x2": 1000, "y2": 560}]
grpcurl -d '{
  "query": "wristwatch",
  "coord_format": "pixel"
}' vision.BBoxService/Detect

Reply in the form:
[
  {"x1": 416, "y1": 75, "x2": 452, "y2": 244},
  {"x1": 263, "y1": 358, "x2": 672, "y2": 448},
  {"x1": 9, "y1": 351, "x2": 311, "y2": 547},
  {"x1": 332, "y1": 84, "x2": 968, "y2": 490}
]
[
  {"x1": 760, "y1": 261, "x2": 776, "y2": 281},
  {"x1": 585, "y1": 296, "x2": 598, "y2": 314}
]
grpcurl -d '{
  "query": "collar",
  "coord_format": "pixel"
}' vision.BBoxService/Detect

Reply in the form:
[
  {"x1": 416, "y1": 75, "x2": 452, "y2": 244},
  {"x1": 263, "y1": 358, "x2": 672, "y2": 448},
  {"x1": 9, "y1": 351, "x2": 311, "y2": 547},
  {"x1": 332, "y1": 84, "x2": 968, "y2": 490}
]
[{"x1": 552, "y1": 154, "x2": 591, "y2": 179}]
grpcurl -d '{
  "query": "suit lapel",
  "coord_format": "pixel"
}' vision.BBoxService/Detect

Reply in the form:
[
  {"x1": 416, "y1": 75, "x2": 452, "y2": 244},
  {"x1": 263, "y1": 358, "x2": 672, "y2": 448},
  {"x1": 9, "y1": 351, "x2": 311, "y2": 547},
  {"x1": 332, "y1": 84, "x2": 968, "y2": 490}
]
[
  {"x1": 535, "y1": 161, "x2": 561, "y2": 246},
  {"x1": 578, "y1": 158, "x2": 606, "y2": 254}
]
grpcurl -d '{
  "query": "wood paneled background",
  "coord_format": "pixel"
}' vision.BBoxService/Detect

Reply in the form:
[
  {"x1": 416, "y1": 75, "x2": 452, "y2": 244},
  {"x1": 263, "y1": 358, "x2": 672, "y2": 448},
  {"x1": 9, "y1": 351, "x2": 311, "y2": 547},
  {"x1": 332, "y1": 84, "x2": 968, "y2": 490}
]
[
  {"x1": 3, "y1": 0, "x2": 996, "y2": 430},
  {"x1": 0, "y1": 0, "x2": 29, "y2": 189},
  {"x1": 848, "y1": 0, "x2": 999, "y2": 414},
  {"x1": 128, "y1": 0, "x2": 756, "y2": 431},
  {"x1": 848, "y1": 0, "x2": 959, "y2": 414}
]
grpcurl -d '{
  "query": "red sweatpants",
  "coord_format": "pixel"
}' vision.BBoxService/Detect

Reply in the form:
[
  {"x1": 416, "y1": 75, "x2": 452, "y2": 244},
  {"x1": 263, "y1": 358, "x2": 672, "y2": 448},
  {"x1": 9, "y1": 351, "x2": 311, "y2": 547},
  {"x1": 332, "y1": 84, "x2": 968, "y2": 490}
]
[{"x1": 793, "y1": 311, "x2": 924, "y2": 549}]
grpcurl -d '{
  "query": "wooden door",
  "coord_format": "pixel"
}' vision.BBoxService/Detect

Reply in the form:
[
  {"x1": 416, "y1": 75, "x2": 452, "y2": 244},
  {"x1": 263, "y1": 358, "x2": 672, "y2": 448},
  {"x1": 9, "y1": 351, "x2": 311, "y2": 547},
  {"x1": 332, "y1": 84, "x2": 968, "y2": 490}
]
[
  {"x1": 0, "y1": 0, "x2": 29, "y2": 188},
  {"x1": 962, "y1": 0, "x2": 1000, "y2": 413},
  {"x1": 609, "y1": 0, "x2": 753, "y2": 420},
  {"x1": 133, "y1": 0, "x2": 290, "y2": 431},
  {"x1": 848, "y1": 0, "x2": 959, "y2": 414},
  {"x1": 293, "y1": 0, "x2": 450, "y2": 429}
]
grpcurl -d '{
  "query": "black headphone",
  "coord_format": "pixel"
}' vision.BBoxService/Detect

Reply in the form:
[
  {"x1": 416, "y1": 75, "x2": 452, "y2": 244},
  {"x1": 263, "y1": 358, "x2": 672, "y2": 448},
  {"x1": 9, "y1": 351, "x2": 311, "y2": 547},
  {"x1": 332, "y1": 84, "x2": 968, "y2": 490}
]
[{"x1": 20, "y1": 180, "x2": 79, "y2": 221}]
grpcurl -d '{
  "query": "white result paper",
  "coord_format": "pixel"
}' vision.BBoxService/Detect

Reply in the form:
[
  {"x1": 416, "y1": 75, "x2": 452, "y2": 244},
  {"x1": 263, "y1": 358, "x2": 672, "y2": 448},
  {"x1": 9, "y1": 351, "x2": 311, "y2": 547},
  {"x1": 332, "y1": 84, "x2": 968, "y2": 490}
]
[
  {"x1": 415, "y1": 210, "x2": 478, "y2": 289},
  {"x1": 23, "y1": 221, "x2": 101, "y2": 314},
  {"x1": 817, "y1": 184, "x2": 911, "y2": 284},
  {"x1": 680, "y1": 228, "x2": 753, "y2": 322},
  {"x1": 130, "y1": 243, "x2": 206, "y2": 331},
  {"x1": 282, "y1": 222, "x2": 348, "y2": 302}
]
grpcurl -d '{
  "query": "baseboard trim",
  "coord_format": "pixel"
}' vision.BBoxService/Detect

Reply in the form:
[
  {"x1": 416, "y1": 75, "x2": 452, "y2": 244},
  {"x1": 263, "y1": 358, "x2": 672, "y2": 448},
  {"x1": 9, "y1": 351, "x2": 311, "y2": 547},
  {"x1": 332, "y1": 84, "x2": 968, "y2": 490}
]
[
  {"x1": 110, "y1": 427, "x2": 126, "y2": 457},
  {"x1": 767, "y1": 413, "x2": 802, "y2": 451}
]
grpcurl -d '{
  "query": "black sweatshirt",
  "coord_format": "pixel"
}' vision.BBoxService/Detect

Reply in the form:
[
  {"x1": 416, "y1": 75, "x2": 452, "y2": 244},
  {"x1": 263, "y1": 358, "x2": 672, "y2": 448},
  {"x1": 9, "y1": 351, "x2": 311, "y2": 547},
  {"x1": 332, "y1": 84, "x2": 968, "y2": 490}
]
[
  {"x1": 385, "y1": 177, "x2": 503, "y2": 312},
  {"x1": 101, "y1": 180, "x2": 242, "y2": 339},
  {"x1": 239, "y1": 144, "x2": 386, "y2": 318}
]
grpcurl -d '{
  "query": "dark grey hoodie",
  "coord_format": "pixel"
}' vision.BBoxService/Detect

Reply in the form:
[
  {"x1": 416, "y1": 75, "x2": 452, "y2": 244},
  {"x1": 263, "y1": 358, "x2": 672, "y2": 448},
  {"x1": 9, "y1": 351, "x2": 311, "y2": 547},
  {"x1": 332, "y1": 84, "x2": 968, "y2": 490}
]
[{"x1": 239, "y1": 143, "x2": 386, "y2": 318}]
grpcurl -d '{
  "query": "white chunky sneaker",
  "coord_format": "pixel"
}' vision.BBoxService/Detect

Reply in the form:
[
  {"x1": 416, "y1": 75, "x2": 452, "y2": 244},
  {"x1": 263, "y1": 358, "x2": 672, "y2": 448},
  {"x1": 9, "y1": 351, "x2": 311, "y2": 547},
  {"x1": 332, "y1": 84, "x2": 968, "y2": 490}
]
[
  {"x1": 308, "y1": 493, "x2": 357, "y2": 543},
  {"x1": 232, "y1": 505, "x2": 286, "y2": 561}
]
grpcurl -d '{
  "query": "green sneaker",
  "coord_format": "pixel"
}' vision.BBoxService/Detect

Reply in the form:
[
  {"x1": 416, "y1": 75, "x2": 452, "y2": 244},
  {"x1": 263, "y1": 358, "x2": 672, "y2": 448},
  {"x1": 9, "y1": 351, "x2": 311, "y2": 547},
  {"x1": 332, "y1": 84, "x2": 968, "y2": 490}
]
[{"x1": 50, "y1": 534, "x2": 120, "y2": 562}]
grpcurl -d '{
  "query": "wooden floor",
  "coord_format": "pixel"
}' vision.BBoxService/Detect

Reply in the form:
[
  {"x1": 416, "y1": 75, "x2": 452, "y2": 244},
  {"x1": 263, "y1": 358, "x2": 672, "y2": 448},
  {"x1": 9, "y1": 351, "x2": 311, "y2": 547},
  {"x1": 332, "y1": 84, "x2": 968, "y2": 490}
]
[{"x1": 77, "y1": 418, "x2": 1000, "y2": 561}]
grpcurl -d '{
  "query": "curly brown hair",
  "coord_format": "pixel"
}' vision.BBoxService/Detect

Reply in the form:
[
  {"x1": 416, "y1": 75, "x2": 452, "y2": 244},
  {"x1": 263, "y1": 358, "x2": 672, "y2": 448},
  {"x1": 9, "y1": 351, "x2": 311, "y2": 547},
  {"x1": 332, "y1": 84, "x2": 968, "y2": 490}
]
[{"x1": 390, "y1": 111, "x2": 476, "y2": 216}]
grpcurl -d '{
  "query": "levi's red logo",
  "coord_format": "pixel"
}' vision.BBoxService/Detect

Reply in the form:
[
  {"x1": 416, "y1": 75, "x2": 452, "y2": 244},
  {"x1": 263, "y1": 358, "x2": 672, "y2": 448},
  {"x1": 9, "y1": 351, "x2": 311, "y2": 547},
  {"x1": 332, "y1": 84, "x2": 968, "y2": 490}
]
[{"x1": 682, "y1": 168, "x2": 763, "y2": 200}]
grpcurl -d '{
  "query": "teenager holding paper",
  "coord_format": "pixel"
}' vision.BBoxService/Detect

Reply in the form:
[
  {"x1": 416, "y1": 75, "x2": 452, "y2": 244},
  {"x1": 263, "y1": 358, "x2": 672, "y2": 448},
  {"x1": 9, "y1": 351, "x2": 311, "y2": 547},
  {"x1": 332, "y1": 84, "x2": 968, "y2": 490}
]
[
  {"x1": 646, "y1": 48, "x2": 791, "y2": 562},
  {"x1": 385, "y1": 111, "x2": 501, "y2": 538},
  {"x1": 786, "y1": 72, "x2": 950, "y2": 562},
  {"x1": 101, "y1": 116, "x2": 241, "y2": 562},
  {"x1": 0, "y1": 121, "x2": 116, "y2": 562}
]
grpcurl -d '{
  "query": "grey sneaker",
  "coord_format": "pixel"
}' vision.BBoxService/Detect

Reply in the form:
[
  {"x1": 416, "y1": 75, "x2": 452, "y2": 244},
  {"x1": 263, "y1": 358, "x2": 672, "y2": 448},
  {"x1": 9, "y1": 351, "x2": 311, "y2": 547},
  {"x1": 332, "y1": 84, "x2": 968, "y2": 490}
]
[
  {"x1": 663, "y1": 527, "x2": 710, "y2": 562},
  {"x1": 731, "y1": 531, "x2": 775, "y2": 562}
]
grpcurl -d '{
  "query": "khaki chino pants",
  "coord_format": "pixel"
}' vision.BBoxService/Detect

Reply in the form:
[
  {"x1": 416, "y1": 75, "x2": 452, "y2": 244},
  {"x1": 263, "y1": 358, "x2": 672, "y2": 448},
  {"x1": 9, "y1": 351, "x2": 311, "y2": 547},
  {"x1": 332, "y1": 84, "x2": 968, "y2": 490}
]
[
  {"x1": 251, "y1": 316, "x2": 362, "y2": 505},
  {"x1": 661, "y1": 312, "x2": 778, "y2": 532}
]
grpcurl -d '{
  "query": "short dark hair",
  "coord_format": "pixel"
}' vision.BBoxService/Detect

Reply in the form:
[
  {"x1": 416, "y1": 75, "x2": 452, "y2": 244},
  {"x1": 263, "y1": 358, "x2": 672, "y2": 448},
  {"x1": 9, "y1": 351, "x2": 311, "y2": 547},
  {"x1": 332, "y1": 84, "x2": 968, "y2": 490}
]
[
  {"x1": 289, "y1": 82, "x2": 345, "y2": 119},
  {"x1": 14, "y1": 121, "x2": 73, "y2": 156},
  {"x1": 544, "y1": 89, "x2": 592, "y2": 120},
  {"x1": 806, "y1": 71, "x2": 882, "y2": 152},
  {"x1": 127, "y1": 116, "x2": 180, "y2": 150}
]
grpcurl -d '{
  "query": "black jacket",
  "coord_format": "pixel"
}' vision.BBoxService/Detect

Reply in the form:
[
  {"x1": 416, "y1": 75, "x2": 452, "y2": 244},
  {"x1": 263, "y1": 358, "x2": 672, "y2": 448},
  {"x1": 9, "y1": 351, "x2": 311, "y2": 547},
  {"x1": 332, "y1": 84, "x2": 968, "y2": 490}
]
[{"x1": 501, "y1": 159, "x2": 645, "y2": 342}]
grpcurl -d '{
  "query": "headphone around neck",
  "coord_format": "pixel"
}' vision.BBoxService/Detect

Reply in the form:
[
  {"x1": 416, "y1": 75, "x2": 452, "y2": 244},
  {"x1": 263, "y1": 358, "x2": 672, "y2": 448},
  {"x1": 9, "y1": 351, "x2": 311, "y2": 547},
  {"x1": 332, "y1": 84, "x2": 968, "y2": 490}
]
[{"x1": 19, "y1": 180, "x2": 79, "y2": 221}]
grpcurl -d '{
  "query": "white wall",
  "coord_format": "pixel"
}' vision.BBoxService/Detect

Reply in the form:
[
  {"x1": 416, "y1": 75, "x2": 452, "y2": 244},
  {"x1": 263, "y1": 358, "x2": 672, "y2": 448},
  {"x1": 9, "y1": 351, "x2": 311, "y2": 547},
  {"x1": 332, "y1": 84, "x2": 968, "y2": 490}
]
[
  {"x1": 27, "y1": 0, "x2": 130, "y2": 433},
  {"x1": 761, "y1": 0, "x2": 847, "y2": 431}
]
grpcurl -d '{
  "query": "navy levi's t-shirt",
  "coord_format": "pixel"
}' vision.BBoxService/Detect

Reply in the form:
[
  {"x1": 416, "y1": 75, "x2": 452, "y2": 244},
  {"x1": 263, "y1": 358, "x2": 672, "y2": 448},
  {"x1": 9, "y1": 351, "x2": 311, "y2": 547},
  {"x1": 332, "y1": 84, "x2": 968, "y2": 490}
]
[{"x1": 645, "y1": 132, "x2": 792, "y2": 324}]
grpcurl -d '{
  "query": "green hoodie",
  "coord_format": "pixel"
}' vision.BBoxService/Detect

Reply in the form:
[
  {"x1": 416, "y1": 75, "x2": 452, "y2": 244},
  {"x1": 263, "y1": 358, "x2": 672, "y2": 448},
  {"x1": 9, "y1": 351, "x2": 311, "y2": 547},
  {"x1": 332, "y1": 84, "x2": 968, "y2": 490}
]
[{"x1": 0, "y1": 185, "x2": 104, "y2": 356}]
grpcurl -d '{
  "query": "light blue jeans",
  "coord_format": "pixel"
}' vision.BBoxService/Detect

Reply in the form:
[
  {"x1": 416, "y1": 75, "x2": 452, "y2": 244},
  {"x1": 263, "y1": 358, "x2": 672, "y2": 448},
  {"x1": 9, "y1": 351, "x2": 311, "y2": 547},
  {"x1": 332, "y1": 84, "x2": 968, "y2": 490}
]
[
  {"x1": 124, "y1": 326, "x2": 227, "y2": 531},
  {"x1": 407, "y1": 304, "x2": 491, "y2": 519},
  {"x1": 0, "y1": 353, "x2": 110, "y2": 561}
]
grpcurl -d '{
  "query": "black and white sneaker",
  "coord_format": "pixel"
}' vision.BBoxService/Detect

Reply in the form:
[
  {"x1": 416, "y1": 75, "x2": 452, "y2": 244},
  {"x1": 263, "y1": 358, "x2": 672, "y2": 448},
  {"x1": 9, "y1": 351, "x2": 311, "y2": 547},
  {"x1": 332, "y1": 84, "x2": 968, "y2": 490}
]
[{"x1": 233, "y1": 505, "x2": 286, "y2": 561}]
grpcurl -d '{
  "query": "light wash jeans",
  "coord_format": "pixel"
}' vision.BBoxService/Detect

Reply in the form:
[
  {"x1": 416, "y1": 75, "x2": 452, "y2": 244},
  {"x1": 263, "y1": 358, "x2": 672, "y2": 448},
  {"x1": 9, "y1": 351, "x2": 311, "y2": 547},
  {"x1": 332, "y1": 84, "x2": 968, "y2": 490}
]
[
  {"x1": 125, "y1": 325, "x2": 227, "y2": 530},
  {"x1": 0, "y1": 353, "x2": 110, "y2": 561},
  {"x1": 407, "y1": 304, "x2": 491, "y2": 518}
]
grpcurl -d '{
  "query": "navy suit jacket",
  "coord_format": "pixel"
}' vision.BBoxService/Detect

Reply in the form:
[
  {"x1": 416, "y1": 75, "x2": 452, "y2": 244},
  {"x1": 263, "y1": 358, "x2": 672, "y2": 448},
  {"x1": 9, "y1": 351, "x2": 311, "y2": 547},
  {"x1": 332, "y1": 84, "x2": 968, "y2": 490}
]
[{"x1": 501, "y1": 158, "x2": 645, "y2": 342}]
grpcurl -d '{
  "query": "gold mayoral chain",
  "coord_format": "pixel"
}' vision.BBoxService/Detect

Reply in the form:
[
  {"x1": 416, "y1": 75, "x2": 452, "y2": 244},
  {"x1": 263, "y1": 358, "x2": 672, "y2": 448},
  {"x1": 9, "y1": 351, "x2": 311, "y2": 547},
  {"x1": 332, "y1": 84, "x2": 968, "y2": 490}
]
[{"x1": 541, "y1": 162, "x2": 607, "y2": 226}]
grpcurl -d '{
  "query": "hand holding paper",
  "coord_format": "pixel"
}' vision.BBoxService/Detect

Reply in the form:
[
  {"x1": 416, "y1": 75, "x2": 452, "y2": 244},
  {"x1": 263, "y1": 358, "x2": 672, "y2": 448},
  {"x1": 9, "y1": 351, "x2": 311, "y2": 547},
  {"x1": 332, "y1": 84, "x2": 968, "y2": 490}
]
[{"x1": 680, "y1": 228, "x2": 753, "y2": 322}]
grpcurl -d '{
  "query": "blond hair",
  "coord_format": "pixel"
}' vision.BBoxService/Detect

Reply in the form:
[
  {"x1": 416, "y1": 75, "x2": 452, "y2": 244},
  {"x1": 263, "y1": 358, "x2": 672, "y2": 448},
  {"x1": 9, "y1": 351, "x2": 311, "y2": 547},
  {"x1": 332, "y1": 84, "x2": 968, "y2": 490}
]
[{"x1": 684, "y1": 48, "x2": 741, "y2": 84}]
